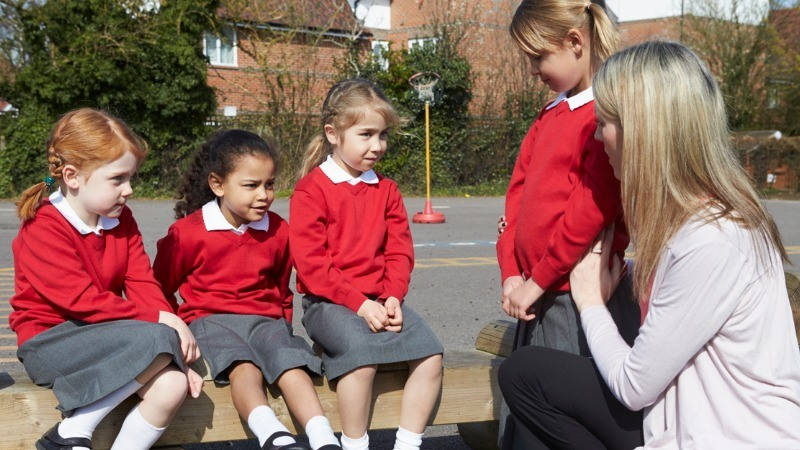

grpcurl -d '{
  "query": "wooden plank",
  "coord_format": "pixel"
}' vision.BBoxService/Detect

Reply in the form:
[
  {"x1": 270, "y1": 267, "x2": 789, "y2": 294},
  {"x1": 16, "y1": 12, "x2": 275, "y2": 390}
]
[
  {"x1": 0, "y1": 350, "x2": 502, "y2": 449},
  {"x1": 475, "y1": 320, "x2": 515, "y2": 358}
]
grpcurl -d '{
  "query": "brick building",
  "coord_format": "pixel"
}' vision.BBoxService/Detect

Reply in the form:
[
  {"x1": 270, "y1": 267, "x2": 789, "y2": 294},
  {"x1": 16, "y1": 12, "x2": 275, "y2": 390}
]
[{"x1": 206, "y1": 0, "x2": 367, "y2": 116}]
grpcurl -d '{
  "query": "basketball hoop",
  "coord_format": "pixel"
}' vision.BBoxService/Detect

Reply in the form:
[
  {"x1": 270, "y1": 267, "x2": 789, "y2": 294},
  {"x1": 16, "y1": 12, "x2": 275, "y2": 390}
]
[
  {"x1": 409, "y1": 72, "x2": 441, "y2": 105},
  {"x1": 408, "y1": 72, "x2": 445, "y2": 224}
]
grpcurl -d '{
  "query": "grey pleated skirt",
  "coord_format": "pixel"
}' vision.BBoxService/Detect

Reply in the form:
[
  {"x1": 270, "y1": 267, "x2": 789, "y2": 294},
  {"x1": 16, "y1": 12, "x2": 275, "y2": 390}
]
[
  {"x1": 301, "y1": 295, "x2": 444, "y2": 380},
  {"x1": 189, "y1": 314, "x2": 322, "y2": 385},
  {"x1": 514, "y1": 270, "x2": 641, "y2": 355},
  {"x1": 17, "y1": 319, "x2": 185, "y2": 415}
]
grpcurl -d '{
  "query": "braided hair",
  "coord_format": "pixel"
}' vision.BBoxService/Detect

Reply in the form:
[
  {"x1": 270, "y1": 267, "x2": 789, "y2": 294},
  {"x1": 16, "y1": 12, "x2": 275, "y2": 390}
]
[{"x1": 16, "y1": 108, "x2": 147, "y2": 221}]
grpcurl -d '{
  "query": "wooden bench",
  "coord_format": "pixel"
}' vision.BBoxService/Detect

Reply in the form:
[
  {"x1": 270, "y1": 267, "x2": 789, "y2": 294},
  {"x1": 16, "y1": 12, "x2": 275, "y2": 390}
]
[
  {"x1": 1, "y1": 271, "x2": 797, "y2": 449},
  {"x1": 0, "y1": 349, "x2": 504, "y2": 449}
]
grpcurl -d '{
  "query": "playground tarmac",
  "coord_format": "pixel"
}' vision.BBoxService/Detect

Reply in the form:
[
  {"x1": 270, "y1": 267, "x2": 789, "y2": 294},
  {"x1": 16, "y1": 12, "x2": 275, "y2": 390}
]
[{"x1": 1, "y1": 196, "x2": 799, "y2": 448}]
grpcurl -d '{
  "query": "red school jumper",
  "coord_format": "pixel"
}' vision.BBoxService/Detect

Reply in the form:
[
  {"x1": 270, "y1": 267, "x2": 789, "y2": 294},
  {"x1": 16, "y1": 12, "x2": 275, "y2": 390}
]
[
  {"x1": 289, "y1": 168, "x2": 414, "y2": 313},
  {"x1": 496, "y1": 91, "x2": 629, "y2": 291},
  {"x1": 152, "y1": 210, "x2": 293, "y2": 324},
  {"x1": 9, "y1": 202, "x2": 172, "y2": 347}
]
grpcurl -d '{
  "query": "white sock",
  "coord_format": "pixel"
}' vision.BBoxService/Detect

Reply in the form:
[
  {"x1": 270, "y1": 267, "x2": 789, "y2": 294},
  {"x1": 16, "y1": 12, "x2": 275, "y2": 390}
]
[
  {"x1": 305, "y1": 415, "x2": 339, "y2": 449},
  {"x1": 340, "y1": 432, "x2": 369, "y2": 450},
  {"x1": 247, "y1": 405, "x2": 295, "y2": 447},
  {"x1": 110, "y1": 405, "x2": 166, "y2": 450},
  {"x1": 58, "y1": 379, "x2": 143, "y2": 446},
  {"x1": 393, "y1": 427, "x2": 423, "y2": 450}
]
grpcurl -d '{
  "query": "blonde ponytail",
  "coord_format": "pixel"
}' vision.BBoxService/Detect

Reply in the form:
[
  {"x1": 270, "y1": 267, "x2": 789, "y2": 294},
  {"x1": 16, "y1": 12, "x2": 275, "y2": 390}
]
[
  {"x1": 510, "y1": 0, "x2": 619, "y2": 73},
  {"x1": 586, "y1": 2, "x2": 619, "y2": 72},
  {"x1": 299, "y1": 134, "x2": 330, "y2": 179}
]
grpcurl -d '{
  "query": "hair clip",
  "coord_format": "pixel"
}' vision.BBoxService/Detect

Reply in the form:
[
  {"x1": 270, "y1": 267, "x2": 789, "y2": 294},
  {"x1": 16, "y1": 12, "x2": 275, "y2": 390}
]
[
  {"x1": 43, "y1": 176, "x2": 55, "y2": 190},
  {"x1": 585, "y1": 2, "x2": 592, "y2": 11}
]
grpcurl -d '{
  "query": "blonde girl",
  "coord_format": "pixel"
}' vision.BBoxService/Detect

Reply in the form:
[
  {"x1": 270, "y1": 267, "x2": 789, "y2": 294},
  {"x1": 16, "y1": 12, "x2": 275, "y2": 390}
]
[
  {"x1": 154, "y1": 129, "x2": 339, "y2": 450},
  {"x1": 290, "y1": 79, "x2": 443, "y2": 450},
  {"x1": 500, "y1": 41, "x2": 800, "y2": 449},
  {"x1": 498, "y1": 0, "x2": 639, "y2": 357},
  {"x1": 10, "y1": 108, "x2": 201, "y2": 450}
]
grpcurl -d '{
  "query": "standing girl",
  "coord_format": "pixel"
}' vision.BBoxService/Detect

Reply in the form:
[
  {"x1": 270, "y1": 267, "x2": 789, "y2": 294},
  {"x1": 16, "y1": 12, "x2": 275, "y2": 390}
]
[
  {"x1": 290, "y1": 79, "x2": 443, "y2": 450},
  {"x1": 10, "y1": 108, "x2": 201, "y2": 450},
  {"x1": 497, "y1": 0, "x2": 639, "y2": 355},
  {"x1": 153, "y1": 129, "x2": 340, "y2": 450},
  {"x1": 500, "y1": 40, "x2": 800, "y2": 450}
]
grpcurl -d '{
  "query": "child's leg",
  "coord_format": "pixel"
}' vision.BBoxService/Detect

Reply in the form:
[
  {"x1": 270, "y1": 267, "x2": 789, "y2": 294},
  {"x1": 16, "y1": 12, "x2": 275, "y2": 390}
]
[
  {"x1": 229, "y1": 362, "x2": 296, "y2": 447},
  {"x1": 55, "y1": 353, "x2": 173, "y2": 443},
  {"x1": 276, "y1": 368, "x2": 339, "y2": 449},
  {"x1": 111, "y1": 362, "x2": 188, "y2": 449},
  {"x1": 335, "y1": 365, "x2": 378, "y2": 446},
  {"x1": 394, "y1": 354, "x2": 443, "y2": 450}
]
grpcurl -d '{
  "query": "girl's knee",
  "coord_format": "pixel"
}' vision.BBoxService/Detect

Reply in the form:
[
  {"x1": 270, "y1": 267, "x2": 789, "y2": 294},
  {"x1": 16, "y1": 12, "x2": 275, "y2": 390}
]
[
  {"x1": 345, "y1": 365, "x2": 378, "y2": 381},
  {"x1": 413, "y1": 354, "x2": 443, "y2": 378},
  {"x1": 228, "y1": 361, "x2": 263, "y2": 384},
  {"x1": 149, "y1": 366, "x2": 189, "y2": 406}
]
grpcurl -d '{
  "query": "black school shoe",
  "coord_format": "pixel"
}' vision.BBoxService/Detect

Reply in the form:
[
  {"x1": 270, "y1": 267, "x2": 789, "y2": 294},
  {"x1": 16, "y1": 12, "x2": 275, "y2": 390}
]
[
  {"x1": 262, "y1": 431, "x2": 312, "y2": 450},
  {"x1": 317, "y1": 445, "x2": 343, "y2": 449},
  {"x1": 35, "y1": 423, "x2": 93, "y2": 449}
]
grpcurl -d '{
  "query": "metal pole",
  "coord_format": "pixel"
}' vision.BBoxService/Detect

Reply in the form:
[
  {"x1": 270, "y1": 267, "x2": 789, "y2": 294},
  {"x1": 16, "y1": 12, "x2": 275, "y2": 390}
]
[{"x1": 425, "y1": 100, "x2": 431, "y2": 202}]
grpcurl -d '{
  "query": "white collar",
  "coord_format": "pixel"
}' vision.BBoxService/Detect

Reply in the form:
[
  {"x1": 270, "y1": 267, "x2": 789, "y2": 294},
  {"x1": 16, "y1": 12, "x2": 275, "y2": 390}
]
[
  {"x1": 201, "y1": 199, "x2": 269, "y2": 235},
  {"x1": 49, "y1": 190, "x2": 120, "y2": 235},
  {"x1": 319, "y1": 155, "x2": 379, "y2": 185},
  {"x1": 545, "y1": 86, "x2": 594, "y2": 111}
]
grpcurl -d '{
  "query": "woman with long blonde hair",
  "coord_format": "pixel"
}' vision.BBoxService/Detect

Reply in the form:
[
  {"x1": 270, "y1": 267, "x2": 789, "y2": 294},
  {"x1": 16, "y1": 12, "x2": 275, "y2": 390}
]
[{"x1": 499, "y1": 41, "x2": 800, "y2": 449}]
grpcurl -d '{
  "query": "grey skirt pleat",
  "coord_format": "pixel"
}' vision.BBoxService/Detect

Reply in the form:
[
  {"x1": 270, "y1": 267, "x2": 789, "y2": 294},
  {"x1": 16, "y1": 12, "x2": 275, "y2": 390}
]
[
  {"x1": 17, "y1": 320, "x2": 185, "y2": 415},
  {"x1": 189, "y1": 314, "x2": 322, "y2": 385},
  {"x1": 301, "y1": 295, "x2": 444, "y2": 380}
]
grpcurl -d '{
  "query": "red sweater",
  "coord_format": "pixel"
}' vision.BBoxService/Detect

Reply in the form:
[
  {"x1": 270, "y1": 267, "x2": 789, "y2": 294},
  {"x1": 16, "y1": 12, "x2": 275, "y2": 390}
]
[
  {"x1": 153, "y1": 210, "x2": 293, "y2": 324},
  {"x1": 289, "y1": 168, "x2": 414, "y2": 313},
  {"x1": 496, "y1": 97, "x2": 629, "y2": 291},
  {"x1": 9, "y1": 202, "x2": 171, "y2": 346}
]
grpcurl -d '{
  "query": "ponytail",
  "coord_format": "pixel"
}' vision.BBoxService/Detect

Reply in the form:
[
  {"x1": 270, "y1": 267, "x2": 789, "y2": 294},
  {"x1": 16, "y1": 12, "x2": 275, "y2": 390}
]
[
  {"x1": 299, "y1": 134, "x2": 330, "y2": 179},
  {"x1": 15, "y1": 108, "x2": 147, "y2": 222},
  {"x1": 510, "y1": 0, "x2": 620, "y2": 73},
  {"x1": 586, "y1": 2, "x2": 619, "y2": 72},
  {"x1": 15, "y1": 183, "x2": 49, "y2": 221}
]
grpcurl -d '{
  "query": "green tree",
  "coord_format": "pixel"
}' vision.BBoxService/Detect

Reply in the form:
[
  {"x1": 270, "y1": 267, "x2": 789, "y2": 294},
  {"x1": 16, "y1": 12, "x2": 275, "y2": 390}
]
[{"x1": 0, "y1": 0, "x2": 218, "y2": 196}]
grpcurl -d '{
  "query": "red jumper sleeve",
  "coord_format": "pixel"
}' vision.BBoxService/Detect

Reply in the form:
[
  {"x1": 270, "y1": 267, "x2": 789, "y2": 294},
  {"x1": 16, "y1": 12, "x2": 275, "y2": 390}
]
[
  {"x1": 121, "y1": 213, "x2": 175, "y2": 315},
  {"x1": 153, "y1": 223, "x2": 191, "y2": 312},
  {"x1": 381, "y1": 182, "x2": 414, "y2": 302},
  {"x1": 16, "y1": 215, "x2": 158, "y2": 323},
  {"x1": 529, "y1": 135, "x2": 623, "y2": 290},
  {"x1": 289, "y1": 187, "x2": 368, "y2": 313},
  {"x1": 274, "y1": 227, "x2": 295, "y2": 323},
  {"x1": 496, "y1": 121, "x2": 539, "y2": 282}
]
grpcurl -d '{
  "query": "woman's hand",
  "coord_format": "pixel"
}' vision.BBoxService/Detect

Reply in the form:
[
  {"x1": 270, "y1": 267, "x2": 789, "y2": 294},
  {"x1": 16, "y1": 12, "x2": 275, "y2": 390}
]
[
  {"x1": 158, "y1": 310, "x2": 201, "y2": 364},
  {"x1": 569, "y1": 226, "x2": 623, "y2": 313},
  {"x1": 384, "y1": 297, "x2": 403, "y2": 332},
  {"x1": 185, "y1": 367, "x2": 204, "y2": 398},
  {"x1": 506, "y1": 278, "x2": 545, "y2": 321},
  {"x1": 357, "y1": 299, "x2": 389, "y2": 332}
]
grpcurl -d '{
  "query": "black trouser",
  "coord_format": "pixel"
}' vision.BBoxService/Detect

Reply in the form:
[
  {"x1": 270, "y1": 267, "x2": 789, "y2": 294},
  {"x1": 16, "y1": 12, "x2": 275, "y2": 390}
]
[{"x1": 498, "y1": 345, "x2": 644, "y2": 449}]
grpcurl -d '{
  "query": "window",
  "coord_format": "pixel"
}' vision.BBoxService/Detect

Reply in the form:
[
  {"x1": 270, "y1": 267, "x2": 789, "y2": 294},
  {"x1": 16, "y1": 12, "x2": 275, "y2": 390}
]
[
  {"x1": 372, "y1": 40, "x2": 389, "y2": 70},
  {"x1": 203, "y1": 27, "x2": 237, "y2": 67},
  {"x1": 408, "y1": 36, "x2": 438, "y2": 50}
]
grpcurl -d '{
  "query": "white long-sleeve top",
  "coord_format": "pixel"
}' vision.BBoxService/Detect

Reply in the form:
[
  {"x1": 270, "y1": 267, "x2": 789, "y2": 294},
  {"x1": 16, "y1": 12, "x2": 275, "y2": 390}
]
[{"x1": 582, "y1": 214, "x2": 800, "y2": 449}]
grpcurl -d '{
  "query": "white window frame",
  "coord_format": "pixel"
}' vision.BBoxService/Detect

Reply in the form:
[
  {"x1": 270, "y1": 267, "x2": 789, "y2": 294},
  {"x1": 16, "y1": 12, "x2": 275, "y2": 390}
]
[
  {"x1": 372, "y1": 40, "x2": 389, "y2": 70},
  {"x1": 408, "y1": 36, "x2": 438, "y2": 50},
  {"x1": 203, "y1": 27, "x2": 238, "y2": 67}
]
